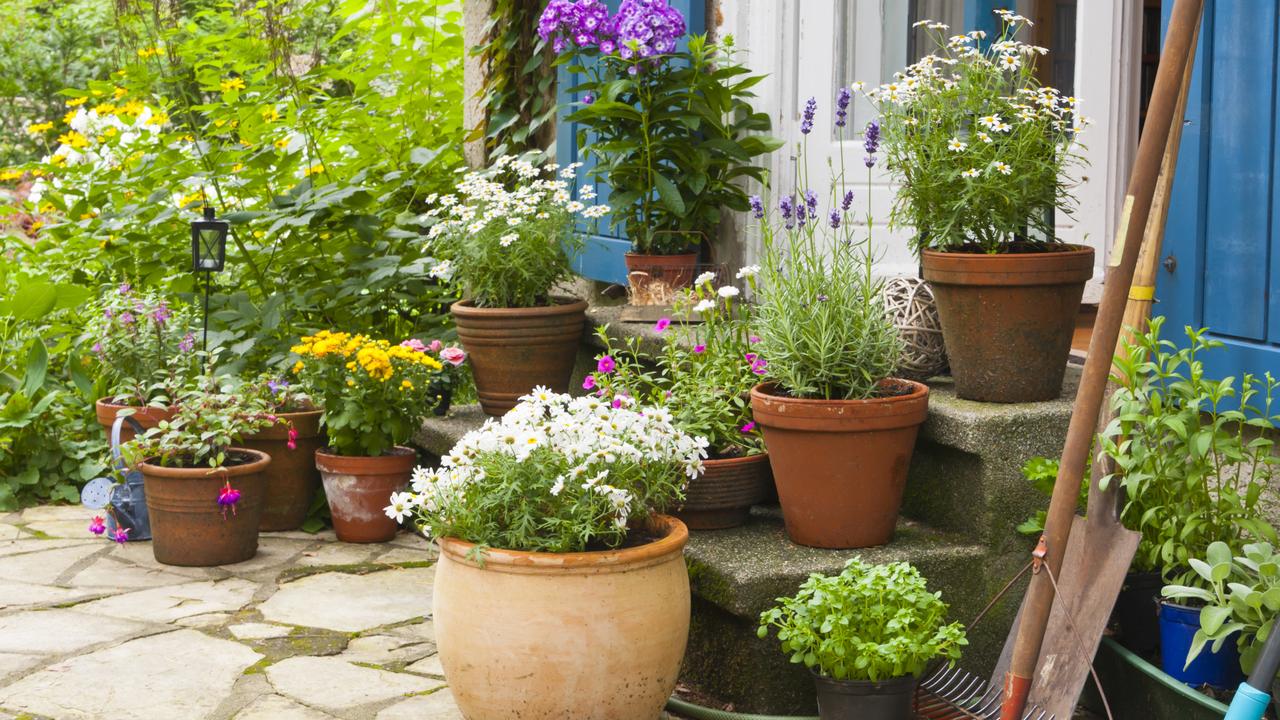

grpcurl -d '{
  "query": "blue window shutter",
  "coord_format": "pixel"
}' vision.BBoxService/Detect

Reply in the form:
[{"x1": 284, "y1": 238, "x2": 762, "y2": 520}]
[
  {"x1": 556, "y1": 0, "x2": 707, "y2": 285},
  {"x1": 963, "y1": 0, "x2": 1001, "y2": 41}
]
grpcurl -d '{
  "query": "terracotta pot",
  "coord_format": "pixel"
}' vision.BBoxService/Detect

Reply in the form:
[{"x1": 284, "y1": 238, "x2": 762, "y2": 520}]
[
  {"x1": 435, "y1": 514, "x2": 690, "y2": 720},
  {"x1": 139, "y1": 448, "x2": 269, "y2": 567},
  {"x1": 240, "y1": 410, "x2": 323, "y2": 532},
  {"x1": 315, "y1": 447, "x2": 415, "y2": 543},
  {"x1": 625, "y1": 251, "x2": 699, "y2": 296},
  {"x1": 452, "y1": 297, "x2": 587, "y2": 416},
  {"x1": 749, "y1": 380, "x2": 929, "y2": 549},
  {"x1": 676, "y1": 452, "x2": 772, "y2": 530},
  {"x1": 94, "y1": 398, "x2": 176, "y2": 444},
  {"x1": 921, "y1": 245, "x2": 1094, "y2": 403}
]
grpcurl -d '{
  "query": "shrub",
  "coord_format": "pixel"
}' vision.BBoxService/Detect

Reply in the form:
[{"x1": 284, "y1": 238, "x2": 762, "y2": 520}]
[{"x1": 84, "y1": 285, "x2": 200, "y2": 405}]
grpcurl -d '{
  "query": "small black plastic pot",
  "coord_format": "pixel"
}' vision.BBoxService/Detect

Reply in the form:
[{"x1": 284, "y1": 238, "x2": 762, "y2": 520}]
[
  {"x1": 1112, "y1": 570, "x2": 1163, "y2": 657},
  {"x1": 813, "y1": 670, "x2": 918, "y2": 720}
]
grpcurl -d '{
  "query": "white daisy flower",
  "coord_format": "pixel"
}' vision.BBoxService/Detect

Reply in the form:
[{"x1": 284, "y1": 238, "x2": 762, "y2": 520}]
[
  {"x1": 961, "y1": 168, "x2": 980, "y2": 179},
  {"x1": 717, "y1": 286, "x2": 740, "y2": 299},
  {"x1": 947, "y1": 138, "x2": 967, "y2": 152},
  {"x1": 991, "y1": 161, "x2": 1012, "y2": 175}
]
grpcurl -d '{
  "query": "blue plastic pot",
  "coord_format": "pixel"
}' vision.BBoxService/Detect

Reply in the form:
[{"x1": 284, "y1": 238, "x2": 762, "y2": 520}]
[{"x1": 1158, "y1": 600, "x2": 1244, "y2": 689}]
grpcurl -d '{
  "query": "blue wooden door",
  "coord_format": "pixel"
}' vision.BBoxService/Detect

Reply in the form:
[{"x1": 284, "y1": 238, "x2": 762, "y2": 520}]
[
  {"x1": 554, "y1": 0, "x2": 706, "y2": 284},
  {"x1": 1160, "y1": 1, "x2": 1280, "y2": 381}
]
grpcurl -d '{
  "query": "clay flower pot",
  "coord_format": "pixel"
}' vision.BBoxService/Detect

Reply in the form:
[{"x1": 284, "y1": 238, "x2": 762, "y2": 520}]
[
  {"x1": 240, "y1": 409, "x2": 324, "y2": 532},
  {"x1": 434, "y1": 514, "x2": 690, "y2": 720},
  {"x1": 749, "y1": 380, "x2": 929, "y2": 549},
  {"x1": 675, "y1": 452, "x2": 772, "y2": 530},
  {"x1": 624, "y1": 251, "x2": 699, "y2": 297},
  {"x1": 139, "y1": 448, "x2": 269, "y2": 567},
  {"x1": 451, "y1": 297, "x2": 587, "y2": 416},
  {"x1": 315, "y1": 447, "x2": 415, "y2": 543},
  {"x1": 95, "y1": 398, "x2": 176, "y2": 444},
  {"x1": 921, "y1": 245, "x2": 1094, "y2": 403}
]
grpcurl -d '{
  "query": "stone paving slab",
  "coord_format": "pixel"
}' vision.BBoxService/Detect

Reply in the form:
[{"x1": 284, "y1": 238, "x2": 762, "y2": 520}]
[
  {"x1": 258, "y1": 566, "x2": 434, "y2": 632},
  {"x1": 266, "y1": 656, "x2": 445, "y2": 712}
]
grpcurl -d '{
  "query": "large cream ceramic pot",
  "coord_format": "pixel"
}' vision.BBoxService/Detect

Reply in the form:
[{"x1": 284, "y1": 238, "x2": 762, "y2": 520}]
[{"x1": 433, "y1": 514, "x2": 690, "y2": 720}]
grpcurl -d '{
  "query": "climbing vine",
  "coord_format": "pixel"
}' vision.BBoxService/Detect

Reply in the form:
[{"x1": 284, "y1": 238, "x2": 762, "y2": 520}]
[{"x1": 469, "y1": 0, "x2": 557, "y2": 159}]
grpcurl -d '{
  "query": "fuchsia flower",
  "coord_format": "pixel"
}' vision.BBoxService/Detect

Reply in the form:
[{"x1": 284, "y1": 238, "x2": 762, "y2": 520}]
[
  {"x1": 693, "y1": 344, "x2": 706, "y2": 354},
  {"x1": 440, "y1": 347, "x2": 467, "y2": 366},
  {"x1": 654, "y1": 317, "x2": 671, "y2": 333},
  {"x1": 89, "y1": 516, "x2": 106, "y2": 536},
  {"x1": 583, "y1": 375, "x2": 597, "y2": 390},
  {"x1": 400, "y1": 338, "x2": 429, "y2": 353},
  {"x1": 597, "y1": 355, "x2": 616, "y2": 374},
  {"x1": 287, "y1": 426, "x2": 299, "y2": 451},
  {"x1": 218, "y1": 481, "x2": 241, "y2": 519},
  {"x1": 741, "y1": 421, "x2": 756, "y2": 433},
  {"x1": 112, "y1": 526, "x2": 129, "y2": 544}
]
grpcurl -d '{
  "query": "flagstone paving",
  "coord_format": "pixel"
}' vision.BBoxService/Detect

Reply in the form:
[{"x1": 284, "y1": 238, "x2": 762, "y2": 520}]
[{"x1": 0, "y1": 504, "x2": 463, "y2": 720}]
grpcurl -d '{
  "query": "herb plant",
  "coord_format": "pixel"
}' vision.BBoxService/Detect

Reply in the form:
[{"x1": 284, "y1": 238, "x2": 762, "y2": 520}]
[
  {"x1": 1015, "y1": 455, "x2": 1089, "y2": 536},
  {"x1": 1099, "y1": 318, "x2": 1279, "y2": 587},
  {"x1": 396, "y1": 390, "x2": 708, "y2": 553},
  {"x1": 84, "y1": 285, "x2": 199, "y2": 406},
  {"x1": 752, "y1": 98, "x2": 902, "y2": 400},
  {"x1": 124, "y1": 380, "x2": 275, "y2": 469},
  {"x1": 868, "y1": 12, "x2": 1086, "y2": 253},
  {"x1": 758, "y1": 558, "x2": 968, "y2": 682},
  {"x1": 424, "y1": 155, "x2": 604, "y2": 308},
  {"x1": 289, "y1": 331, "x2": 446, "y2": 457},
  {"x1": 543, "y1": 0, "x2": 779, "y2": 255},
  {"x1": 586, "y1": 270, "x2": 765, "y2": 458}
]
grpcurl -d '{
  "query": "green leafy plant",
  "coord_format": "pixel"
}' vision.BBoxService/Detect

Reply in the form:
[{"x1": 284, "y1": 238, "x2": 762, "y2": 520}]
[
  {"x1": 1015, "y1": 455, "x2": 1089, "y2": 536},
  {"x1": 587, "y1": 270, "x2": 765, "y2": 458},
  {"x1": 758, "y1": 558, "x2": 968, "y2": 681},
  {"x1": 397, "y1": 390, "x2": 708, "y2": 553},
  {"x1": 868, "y1": 12, "x2": 1085, "y2": 253},
  {"x1": 1162, "y1": 541, "x2": 1280, "y2": 674},
  {"x1": 423, "y1": 155, "x2": 599, "y2": 308},
  {"x1": 124, "y1": 379, "x2": 275, "y2": 468},
  {"x1": 471, "y1": 0, "x2": 557, "y2": 157},
  {"x1": 288, "y1": 330, "x2": 446, "y2": 457},
  {"x1": 84, "y1": 285, "x2": 200, "y2": 405},
  {"x1": 1099, "y1": 317, "x2": 1279, "y2": 587}
]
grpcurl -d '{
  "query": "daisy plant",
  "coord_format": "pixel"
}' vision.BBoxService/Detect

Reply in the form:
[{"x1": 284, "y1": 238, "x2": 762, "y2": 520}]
[
  {"x1": 288, "y1": 331, "x2": 446, "y2": 457},
  {"x1": 393, "y1": 390, "x2": 707, "y2": 553},
  {"x1": 423, "y1": 155, "x2": 608, "y2": 308},
  {"x1": 867, "y1": 11, "x2": 1087, "y2": 253},
  {"x1": 587, "y1": 269, "x2": 766, "y2": 458}
]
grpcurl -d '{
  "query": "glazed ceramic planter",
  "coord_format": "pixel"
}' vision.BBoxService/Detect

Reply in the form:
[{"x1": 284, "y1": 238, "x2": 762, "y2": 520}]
[
  {"x1": 240, "y1": 409, "x2": 323, "y2": 532},
  {"x1": 624, "y1": 251, "x2": 699, "y2": 296},
  {"x1": 139, "y1": 448, "x2": 269, "y2": 567},
  {"x1": 434, "y1": 515, "x2": 690, "y2": 720},
  {"x1": 676, "y1": 452, "x2": 772, "y2": 530},
  {"x1": 813, "y1": 672, "x2": 917, "y2": 720},
  {"x1": 921, "y1": 245, "x2": 1094, "y2": 403},
  {"x1": 451, "y1": 297, "x2": 587, "y2": 416},
  {"x1": 1157, "y1": 600, "x2": 1244, "y2": 689},
  {"x1": 94, "y1": 398, "x2": 176, "y2": 443},
  {"x1": 749, "y1": 380, "x2": 929, "y2": 549},
  {"x1": 315, "y1": 447, "x2": 415, "y2": 543}
]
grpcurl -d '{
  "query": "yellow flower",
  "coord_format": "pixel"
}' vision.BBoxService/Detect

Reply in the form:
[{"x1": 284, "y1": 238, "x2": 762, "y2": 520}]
[
  {"x1": 231, "y1": 163, "x2": 244, "y2": 173},
  {"x1": 0, "y1": 169, "x2": 23, "y2": 182},
  {"x1": 347, "y1": 379, "x2": 356, "y2": 387},
  {"x1": 92, "y1": 102, "x2": 117, "y2": 116},
  {"x1": 38, "y1": 202, "x2": 55, "y2": 213},
  {"x1": 146, "y1": 112, "x2": 169, "y2": 127},
  {"x1": 102, "y1": 127, "x2": 118, "y2": 138},
  {"x1": 303, "y1": 164, "x2": 324, "y2": 177},
  {"x1": 400, "y1": 380, "x2": 414, "y2": 391},
  {"x1": 113, "y1": 86, "x2": 128, "y2": 99},
  {"x1": 220, "y1": 77, "x2": 246, "y2": 93},
  {"x1": 136, "y1": 46, "x2": 163, "y2": 59},
  {"x1": 273, "y1": 137, "x2": 290, "y2": 150},
  {"x1": 119, "y1": 100, "x2": 145, "y2": 117},
  {"x1": 79, "y1": 211, "x2": 98, "y2": 220},
  {"x1": 28, "y1": 220, "x2": 43, "y2": 233},
  {"x1": 62, "y1": 110, "x2": 77, "y2": 125},
  {"x1": 49, "y1": 154, "x2": 67, "y2": 167},
  {"x1": 177, "y1": 190, "x2": 206, "y2": 208},
  {"x1": 26, "y1": 121, "x2": 54, "y2": 134},
  {"x1": 292, "y1": 361, "x2": 304, "y2": 374},
  {"x1": 261, "y1": 106, "x2": 280, "y2": 122},
  {"x1": 65, "y1": 96, "x2": 88, "y2": 108},
  {"x1": 56, "y1": 131, "x2": 89, "y2": 149}
]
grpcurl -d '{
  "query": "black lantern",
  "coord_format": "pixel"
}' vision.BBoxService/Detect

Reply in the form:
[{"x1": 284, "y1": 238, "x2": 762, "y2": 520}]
[{"x1": 191, "y1": 205, "x2": 228, "y2": 272}]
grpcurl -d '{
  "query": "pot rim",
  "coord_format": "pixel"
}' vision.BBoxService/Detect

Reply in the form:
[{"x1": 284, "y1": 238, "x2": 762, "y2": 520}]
[
  {"x1": 750, "y1": 379, "x2": 927, "y2": 407},
  {"x1": 810, "y1": 668, "x2": 920, "y2": 691},
  {"x1": 315, "y1": 445, "x2": 415, "y2": 461},
  {"x1": 921, "y1": 244, "x2": 1095, "y2": 287},
  {"x1": 94, "y1": 397, "x2": 174, "y2": 412},
  {"x1": 623, "y1": 251, "x2": 699, "y2": 260},
  {"x1": 138, "y1": 447, "x2": 270, "y2": 478},
  {"x1": 437, "y1": 514, "x2": 688, "y2": 576},
  {"x1": 451, "y1": 296, "x2": 587, "y2": 317},
  {"x1": 703, "y1": 451, "x2": 770, "y2": 467}
]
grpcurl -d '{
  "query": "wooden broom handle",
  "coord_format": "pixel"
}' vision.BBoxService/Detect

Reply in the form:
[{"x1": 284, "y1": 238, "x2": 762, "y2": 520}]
[{"x1": 1000, "y1": 1, "x2": 1205, "y2": 717}]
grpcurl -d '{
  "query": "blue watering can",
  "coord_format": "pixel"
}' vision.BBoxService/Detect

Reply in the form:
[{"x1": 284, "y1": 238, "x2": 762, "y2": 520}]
[{"x1": 81, "y1": 414, "x2": 151, "y2": 540}]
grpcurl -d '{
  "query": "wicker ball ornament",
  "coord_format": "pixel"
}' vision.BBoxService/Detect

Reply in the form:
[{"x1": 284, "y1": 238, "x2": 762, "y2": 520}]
[{"x1": 882, "y1": 276, "x2": 947, "y2": 380}]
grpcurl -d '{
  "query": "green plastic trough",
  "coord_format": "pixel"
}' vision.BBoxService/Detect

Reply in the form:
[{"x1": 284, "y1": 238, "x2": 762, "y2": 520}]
[{"x1": 1080, "y1": 637, "x2": 1229, "y2": 720}]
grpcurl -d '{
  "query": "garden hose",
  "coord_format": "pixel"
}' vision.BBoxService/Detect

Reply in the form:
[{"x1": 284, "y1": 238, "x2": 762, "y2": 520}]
[{"x1": 665, "y1": 695, "x2": 818, "y2": 720}]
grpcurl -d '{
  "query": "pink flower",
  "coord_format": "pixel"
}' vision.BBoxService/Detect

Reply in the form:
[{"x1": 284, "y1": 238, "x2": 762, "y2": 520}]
[
  {"x1": 597, "y1": 355, "x2": 616, "y2": 374},
  {"x1": 749, "y1": 335, "x2": 761, "y2": 344},
  {"x1": 693, "y1": 344, "x2": 706, "y2": 354},
  {"x1": 400, "y1": 338, "x2": 428, "y2": 353},
  {"x1": 89, "y1": 516, "x2": 106, "y2": 536},
  {"x1": 654, "y1": 317, "x2": 671, "y2": 333},
  {"x1": 583, "y1": 376, "x2": 597, "y2": 390},
  {"x1": 752, "y1": 357, "x2": 768, "y2": 375},
  {"x1": 428, "y1": 339, "x2": 443, "y2": 353},
  {"x1": 744, "y1": 352, "x2": 756, "y2": 363},
  {"x1": 611, "y1": 398, "x2": 622, "y2": 409},
  {"x1": 740, "y1": 421, "x2": 756, "y2": 433},
  {"x1": 287, "y1": 426, "x2": 299, "y2": 451},
  {"x1": 440, "y1": 347, "x2": 467, "y2": 366},
  {"x1": 113, "y1": 526, "x2": 129, "y2": 544},
  {"x1": 218, "y1": 481, "x2": 241, "y2": 519}
]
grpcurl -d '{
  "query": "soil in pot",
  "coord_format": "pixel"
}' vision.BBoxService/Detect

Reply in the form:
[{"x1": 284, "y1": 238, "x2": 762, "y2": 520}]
[
  {"x1": 140, "y1": 448, "x2": 269, "y2": 567},
  {"x1": 434, "y1": 515, "x2": 690, "y2": 720},
  {"x1": 625, "y1": 252, "x2": 699, "y2": 301},
  {"x1": 921, "y1": 244, "x2": 1094, "y2": 403},
  {"x1": 95, "y1": 398, "x2": 176, "y2": 443},
  {"x1": 749, "y1": 380, "x2": 929, "y2": 549},
  {"x1": 315, "y1": 446, "x2": 415, "y2": 543},
  {"x1": 452, "y1": 297, "x2": 587, "y2": 416},
  {"x1": 239, "y1": 409, "x2": 324, "y2": 532},
  {"x1": 1158, "y1": 600, "x2": 1244, "y2": 690},
  {"x1": 813, "y1": 672, "x2": 918, "y2": 720},
  {"x1": 675, "y1": 452, "x2": 772, "y2": 530},
  {"x1": 1112, "y1": 570, "x2": 1163, "y2": 657}
]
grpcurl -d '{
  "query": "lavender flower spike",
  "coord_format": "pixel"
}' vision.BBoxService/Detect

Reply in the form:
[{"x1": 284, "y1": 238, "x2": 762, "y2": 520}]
[
  {"x1": 863, "y1": 120, "x2": 881, "y2": 155},
  {"x1": 800, "y1": 97, "x2": 817, "y2": 135},
  {"x1": 828, "y1": 208, "x2": 841, "y2": 229},
  {"x1": 835, "y1": 87, "x2": 852, "y2": 128},
  {"x1": 804, "y1": 189, "x2": 818, "y2": 213},
  {"x1": 749, "y1": 194, "x2": 764, "y2": 219},
  {"x1": 841, "y1": 190, "x2": 855, "y2": 211}
]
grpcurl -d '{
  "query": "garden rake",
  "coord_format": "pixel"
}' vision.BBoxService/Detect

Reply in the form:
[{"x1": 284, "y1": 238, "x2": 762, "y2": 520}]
[{"x1": 912, "y1": 1, "x2": 1205, "y2": 718}]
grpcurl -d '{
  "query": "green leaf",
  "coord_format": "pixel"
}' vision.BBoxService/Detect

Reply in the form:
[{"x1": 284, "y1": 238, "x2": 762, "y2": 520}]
[
  {"x1": 1200, "y1": 605, "x2": 1232, "y2": 635},
  {"x1": 653, "y1": 173, "x2": 685, "y2": 216},
  {"x1": 20, "y1": 341, "x2": 47, "y2": 397}
]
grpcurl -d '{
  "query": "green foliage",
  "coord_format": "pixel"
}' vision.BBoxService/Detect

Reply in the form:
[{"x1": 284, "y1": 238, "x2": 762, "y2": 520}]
[
  {"x1": 85, "y1": 285, "x2": 200, "y2": 405},
  {"x1": 871, "y1": 14, "x2": 1084, "y2": 253},
  {"x1": 1015, "y1": 455, "x2": 1089, "y2": 536},
  {"x1": 125, "y1": 378, "x2": 275, "y2": 468},
  {"x1": 1162, "y1": 541, "x2": 1280, "y2": 676},
  {"x1": 758, "y1": 558, "x2": 968, "y2": 682},
  {"x1": 471, "y1": 0, "x2": 557, "y2": 156},
  {"x1": 0, "y1": 0, "x2": 119, "y2": 165},
  {"x1": 1100, "y1": 318, "x2": 1279, "y2": 585},
  {"x1": 560, "y1": 35, "x2": 779, "y2": 255}
]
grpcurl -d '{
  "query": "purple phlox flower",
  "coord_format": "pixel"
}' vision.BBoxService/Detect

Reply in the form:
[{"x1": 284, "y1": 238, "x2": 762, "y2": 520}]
[
  {"x1": 218, "y1": 481, "x2": 241, "y2": 519},
  {"x1": 582, "y1": 92, "x2": 596, "y2": 105},
  {"x1": 267, "y1": 379, "x2": 288, "y2": 393},
  {"x1": 597, "y1": 355, "x2": 616, "y2": 374},
  {"x1": 118, "y1": 311, "x2": 135, "y2": 326},
  {"x1": 829, "y1": 208, "x2": 841, "y2": 229},
  {"x1": 178, "y1": 332, "x2": 195, "y2": 353},
  {"x1": 804, "y1": 189, "x2": 818, "y2": 213},
  {"x1": 151, "y1": 301, "x2": 171, "y2": 327},
  {"x1": 748, "y1": 195, "x2": 764, "y2": 220},
  {"x1": 800, "y1": 96, "x2": 817, "y2": 135},
  {"x1": 841, "y1": 190, "x2": 855, "y2": 211},
  {"x1": 835, "y1": 87, "x2": 852, "y2": 128},
  {"x1": 112, "y1": 526, "x2": 129, "y2": 544},
  {"x1": 89, "y1": 515, "x2": 106, "y2": 536},
  {"x1": 613, "y1": 0, "x2": 685, "y2": 61},
  {"x1": 749, "y1": 335, "x2": 761, "y2": 344},
  {"x1": 740, "y1": 421, "x2": 756, "y2": 433},
  {"x1": 103, "y1": 307, "x2": 114, "y2": 320},
  {"x1": 693, "y1": 344, "x2": 706, "y2": 353},
  {"x1": 539, "y1": 0, "x2": 615, "y2": 52},
  {"x1": 583, "y1": 375, "x2": 597, "y2": 390},
  {"x1": 654, "y1": 317, "x2": 671, "y2": 333}
]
